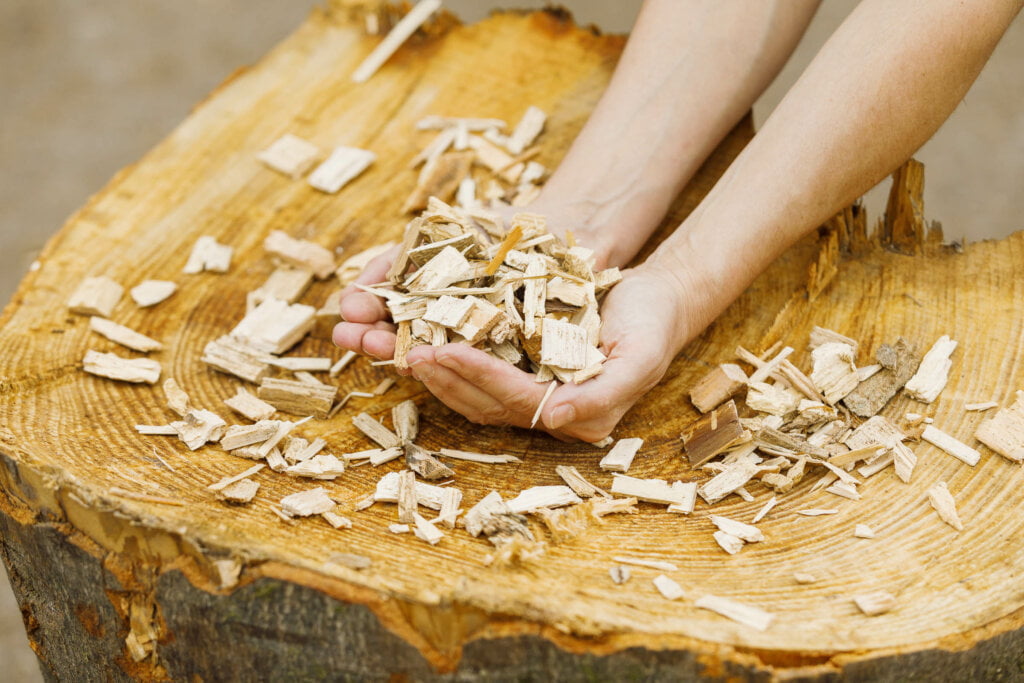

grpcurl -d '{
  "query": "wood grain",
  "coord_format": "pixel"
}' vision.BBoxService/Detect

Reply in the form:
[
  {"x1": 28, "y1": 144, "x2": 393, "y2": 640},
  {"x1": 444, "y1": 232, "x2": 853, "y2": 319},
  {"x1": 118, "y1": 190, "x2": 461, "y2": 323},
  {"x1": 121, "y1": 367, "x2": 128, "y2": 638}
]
[{"x1": 2, "y1": 3, "x2": 1024, "y2": 679}]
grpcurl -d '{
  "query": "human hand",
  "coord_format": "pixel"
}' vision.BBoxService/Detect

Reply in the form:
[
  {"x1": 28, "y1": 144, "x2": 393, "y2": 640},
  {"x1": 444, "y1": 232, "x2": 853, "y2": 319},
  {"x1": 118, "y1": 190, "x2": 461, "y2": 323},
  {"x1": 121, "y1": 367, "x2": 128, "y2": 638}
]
[
  {"x1": 402, "y1": 263, "x2": 695, "y2": 441},
  {"x1": 332, "y1": 244, "x2": 402, "y2": 362}
]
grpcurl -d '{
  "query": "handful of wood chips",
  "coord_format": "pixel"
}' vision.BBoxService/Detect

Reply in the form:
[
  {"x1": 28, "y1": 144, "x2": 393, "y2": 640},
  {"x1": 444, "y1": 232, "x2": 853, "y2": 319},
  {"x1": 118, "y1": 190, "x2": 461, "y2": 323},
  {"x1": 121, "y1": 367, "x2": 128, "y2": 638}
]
[{"x1": 364, "y1": 197, "x2": 622, "y2": 382}]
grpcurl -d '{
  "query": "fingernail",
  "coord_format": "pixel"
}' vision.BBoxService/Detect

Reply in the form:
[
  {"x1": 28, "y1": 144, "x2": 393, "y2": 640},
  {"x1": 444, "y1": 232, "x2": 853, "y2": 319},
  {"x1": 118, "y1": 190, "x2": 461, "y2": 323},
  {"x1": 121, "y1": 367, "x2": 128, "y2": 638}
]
[
  {"x1": 410, "y1": 360, "x2": 434, "y2": 382},
  {"x1": 547, "y1": 404, "x2": 576, "y2": 430},
  {"x1": 434, "y1": 350, "x2": 455, "y2": 368}
]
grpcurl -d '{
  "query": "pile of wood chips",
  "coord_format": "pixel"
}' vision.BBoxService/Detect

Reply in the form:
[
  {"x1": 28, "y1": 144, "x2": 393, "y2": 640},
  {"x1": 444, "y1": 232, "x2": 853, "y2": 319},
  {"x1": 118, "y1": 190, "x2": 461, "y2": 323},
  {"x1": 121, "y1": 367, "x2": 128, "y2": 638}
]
[{"x1": 360, "y1": 198, "x2": 621, "y2": 392}]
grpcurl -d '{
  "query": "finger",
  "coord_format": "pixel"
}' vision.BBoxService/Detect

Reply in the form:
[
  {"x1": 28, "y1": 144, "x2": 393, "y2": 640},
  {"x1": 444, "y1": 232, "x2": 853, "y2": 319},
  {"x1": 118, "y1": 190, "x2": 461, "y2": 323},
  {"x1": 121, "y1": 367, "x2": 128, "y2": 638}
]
[
  {"x1": 338, "y1": 245, "x2": 400, "y2": 316},
  {"x1": 340, "y1": 291, "x2": 389, "y2": 324},
  {"x1": 332, "y1": 320, "x2": 395, "y2": 356},
  {"x1": 541, "y1": 354, "x2": 660, "y2": 439},
  {"x1": 352, "y1": 246, "x2": 399, "y2": 286},
  {"x1": 409, "y1": 357, "x2": 512, "y2": 426},
  {"x1": 362, "y1": 328, "x2": 398, "y2": 360},
  {"x1": 432, "y1": 344, "x2": 547, "y2": 419}
]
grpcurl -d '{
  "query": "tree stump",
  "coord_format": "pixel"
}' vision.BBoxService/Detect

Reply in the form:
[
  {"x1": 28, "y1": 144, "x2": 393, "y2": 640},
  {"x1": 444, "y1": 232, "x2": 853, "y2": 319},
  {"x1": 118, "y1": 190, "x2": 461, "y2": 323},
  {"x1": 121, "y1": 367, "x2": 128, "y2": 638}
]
[{"x1": 3, "y1": 4, "x2": 1024, "y2": 681}]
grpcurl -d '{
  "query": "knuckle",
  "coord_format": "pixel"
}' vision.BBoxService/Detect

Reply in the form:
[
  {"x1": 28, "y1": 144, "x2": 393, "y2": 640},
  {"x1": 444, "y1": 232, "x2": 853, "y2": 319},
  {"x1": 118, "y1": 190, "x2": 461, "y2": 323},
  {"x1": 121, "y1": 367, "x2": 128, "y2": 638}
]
[{"x1": 478, "y1": 403, "x2": 510, "y2": 425}]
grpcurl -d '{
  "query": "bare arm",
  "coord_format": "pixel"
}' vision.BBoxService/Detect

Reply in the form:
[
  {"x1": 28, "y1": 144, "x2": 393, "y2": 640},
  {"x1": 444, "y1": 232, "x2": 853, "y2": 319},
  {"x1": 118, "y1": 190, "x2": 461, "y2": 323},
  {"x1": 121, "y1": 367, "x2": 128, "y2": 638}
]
[
  {"x1": 647, "y1": 0, "x2": 1024, "y2": 350},
  {"x1": 535, "y1": 0, "x2": 822, "y2": 267}
]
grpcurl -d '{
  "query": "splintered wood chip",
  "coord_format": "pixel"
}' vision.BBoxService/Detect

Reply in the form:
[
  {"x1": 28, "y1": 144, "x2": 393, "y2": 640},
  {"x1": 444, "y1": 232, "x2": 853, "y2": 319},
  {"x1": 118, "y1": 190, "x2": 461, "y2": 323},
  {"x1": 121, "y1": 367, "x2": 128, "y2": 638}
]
[
  {"x1": 695, "y1": 595, "x2": 774, "y2": 632},
  {"x1": 652, "y1": 574, "x2": 685, "y2": 601}
]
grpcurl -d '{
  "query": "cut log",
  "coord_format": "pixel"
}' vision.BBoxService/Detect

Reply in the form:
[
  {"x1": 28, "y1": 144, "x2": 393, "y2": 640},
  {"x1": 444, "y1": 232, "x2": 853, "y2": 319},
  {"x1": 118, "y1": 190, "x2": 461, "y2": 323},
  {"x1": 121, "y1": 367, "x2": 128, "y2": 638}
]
[{"x1": 3, "y1": 8, "x2": 1024, "y2": 682}]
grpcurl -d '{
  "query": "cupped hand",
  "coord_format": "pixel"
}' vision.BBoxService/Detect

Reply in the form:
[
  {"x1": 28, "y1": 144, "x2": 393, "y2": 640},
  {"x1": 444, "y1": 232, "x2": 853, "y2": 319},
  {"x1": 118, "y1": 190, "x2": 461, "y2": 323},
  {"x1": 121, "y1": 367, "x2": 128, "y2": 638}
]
[{"x1": 403, "y1": 264, "x2": 695, "y2": 441}]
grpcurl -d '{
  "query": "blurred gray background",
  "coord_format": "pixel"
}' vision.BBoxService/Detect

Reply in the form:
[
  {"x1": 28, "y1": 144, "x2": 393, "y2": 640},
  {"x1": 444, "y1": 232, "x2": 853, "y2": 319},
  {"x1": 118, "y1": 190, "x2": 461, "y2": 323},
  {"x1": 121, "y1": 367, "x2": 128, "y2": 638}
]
[{"x1": 1, "y1": 1, "x2": 1021, "y2": 679}]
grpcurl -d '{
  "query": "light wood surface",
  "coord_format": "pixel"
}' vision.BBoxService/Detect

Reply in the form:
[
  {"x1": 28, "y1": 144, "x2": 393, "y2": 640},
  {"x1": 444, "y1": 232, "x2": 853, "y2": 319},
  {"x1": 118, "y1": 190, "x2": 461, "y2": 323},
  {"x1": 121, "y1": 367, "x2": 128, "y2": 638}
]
[{"x1": 2, "y1": 4, "x2": 1024, "y2": 679}]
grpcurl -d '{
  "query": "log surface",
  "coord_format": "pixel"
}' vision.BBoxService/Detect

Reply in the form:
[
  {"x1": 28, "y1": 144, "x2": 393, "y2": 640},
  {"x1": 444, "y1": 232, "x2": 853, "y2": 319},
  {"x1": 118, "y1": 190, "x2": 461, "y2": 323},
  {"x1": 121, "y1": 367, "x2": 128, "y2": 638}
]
[{"x1": 3, "y1": 3, "x2": 1024, "y2": 680}]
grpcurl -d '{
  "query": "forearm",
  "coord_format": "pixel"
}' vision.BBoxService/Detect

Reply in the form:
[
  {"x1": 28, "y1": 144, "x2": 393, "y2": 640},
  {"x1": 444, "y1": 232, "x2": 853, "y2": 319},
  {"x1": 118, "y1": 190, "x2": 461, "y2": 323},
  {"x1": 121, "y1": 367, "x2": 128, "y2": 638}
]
[
  {"x1": 651, "y1": 0, "x2": 1023, "y2": 346},
  {"x1": 535, "y1": 0, "x2": 820, "y2": 266}
]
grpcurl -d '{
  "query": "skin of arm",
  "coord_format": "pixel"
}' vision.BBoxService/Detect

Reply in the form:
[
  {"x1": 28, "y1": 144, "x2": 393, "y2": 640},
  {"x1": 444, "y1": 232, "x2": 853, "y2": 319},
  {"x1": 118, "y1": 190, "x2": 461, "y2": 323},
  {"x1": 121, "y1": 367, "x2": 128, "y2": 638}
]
[{"x1": 337, "y1": 0, "x2": 1022, "y2": 441}]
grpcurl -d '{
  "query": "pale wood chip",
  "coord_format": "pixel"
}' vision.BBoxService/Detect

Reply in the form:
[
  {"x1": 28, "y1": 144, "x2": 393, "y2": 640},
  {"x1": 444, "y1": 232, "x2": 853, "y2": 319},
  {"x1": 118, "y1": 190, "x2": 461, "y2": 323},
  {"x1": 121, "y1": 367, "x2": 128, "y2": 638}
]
[
  {"x1": 652, "y1": 574, "x2": 685, "y2": 601},
  {"x1": 695, "y1": 595, "x2": 773, "y2": 631},
  {"x1": 904, "y1": 335, "x2": 957, "y2": 403},
  {"x1": 69, "y1": 276, "x2": 123, "y2": 316},
  {"x1": 83, "y1": 350, "x2": 161, "y2": 384}
]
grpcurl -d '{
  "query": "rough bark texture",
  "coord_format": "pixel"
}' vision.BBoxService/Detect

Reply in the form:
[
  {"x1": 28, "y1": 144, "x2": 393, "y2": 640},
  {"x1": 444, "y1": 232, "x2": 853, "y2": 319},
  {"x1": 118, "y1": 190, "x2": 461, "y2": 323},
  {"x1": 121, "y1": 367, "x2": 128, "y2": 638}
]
[{"x1": 3, "y1": 2, "x2": 1024, "y2": 681}]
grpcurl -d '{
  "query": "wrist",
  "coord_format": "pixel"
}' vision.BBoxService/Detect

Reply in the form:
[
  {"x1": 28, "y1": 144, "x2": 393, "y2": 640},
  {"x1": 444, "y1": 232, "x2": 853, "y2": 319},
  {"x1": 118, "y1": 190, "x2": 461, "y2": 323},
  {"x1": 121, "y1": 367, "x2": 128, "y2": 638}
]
[{"x1": 638, "y1": 237, "x2": 721, "y2": 354}]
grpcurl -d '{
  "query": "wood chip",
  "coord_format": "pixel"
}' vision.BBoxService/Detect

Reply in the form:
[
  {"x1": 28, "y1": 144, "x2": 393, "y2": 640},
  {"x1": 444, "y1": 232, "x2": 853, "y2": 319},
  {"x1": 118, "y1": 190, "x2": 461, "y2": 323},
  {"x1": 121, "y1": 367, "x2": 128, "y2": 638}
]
[
  {"x1": 713, "y1": 531, "x2": 744, "y2": 555},
  {"x1": 207, "y1": 463, "x2": 266, "y2": 492},
  {"x1": 652, "y1": 574, "x2": 685, "y2": 601},
  {"x1": 352, "y1": 412, "x2": 400, "y2": 449},
  {"x1": 412, "y1": 512, "x2": 444, "y2": 545},
  {"x1": 230, "y1": 297, "x2": 315, "y2": 354},
  {"x1": 435, "y1": 487, "x2": 461, "y2": 529},
  {"x1": 183, "y1": 235, "x2": 232, "y2": 274},
  {"x1": 853, "y1": 591, "x2": 897, "y2": 616},
  {"x1": 599, "y1": 437, "x2": 643, "y2": 473},
  {"x1": 217, "y1": 478, "x2": 260, "y2": 504},
  {"x1": 250, "y1": 266, "x2": 314, "y2": 308},
  {"x1": 223, "y1": 387, "x2": 277, "y2": 422},
  {"x1": 808, "y1": 326, "x2": 859, "y2": 352},
  {"x1": 308, "y1": 146, "x2": 376, "y2": 194},
  {"x1": 555, "y1": 465, "x2": 604, "y2": 498},
  {"x1": 709, "y1": 515, "x2": 764, "y2": 543},
  {"x1": 682, "y1": 401, "x2": 747, "y2": 467},
  {"x1": 810, "y1": 342, "x2": 860, "y2": 405},
  {"x1": 262, "y1": 230, "x2": 336, "y2": 280},
  {"x1": 171, "y1": 409, "x2": 228, "y2": 450},
  {"x1": 83, "y1": 350, "x2": 161, "y2": 384},
  {"x1": 69, "y1": 276, "x2": 124, "y2": 317},
  {"x1": 389, "y1": 524, "x2": 411, "y2": 534},
  {"x1": 843, "y1": 337, "x2": 919, "y2": 417},
  {"x1": 257, "y1": 133, "x2": 320, "y2": 178},
  {"x1": 752, "y1": 496, "x2": 778, "y2": 524},
  {"x1": 220, "y1": 422, "x2": 279, "y2": 450},
  {"x1": 746, "y1": 382, "x2": 802, "y2": 416},
  {"x1": 506, "y1": 106, "x2": 546, "y2": 155},
  {"x1": 975, "y1": 391, "x2": 1024, "y2": 462},
  {"x1": 609, "y1": 565, "x2": 631, "y2": 585},
  {"x1": 666, "y1": 483, "x2": 698, "y2": 515},
  {"x1": 921, "y1": 424, "x2": 980, "y2": 466},
  {"x1": 374, "y1": 470, "x2": 452, "y2": 511},
  {"x1": 854, "y1": 524, "x2": 876, "y2": 539},
  {"x1": 258, "y1": 377, "x2": 336, "y2": 419},
  {"x1": 351, "y1": 0, "x2": 442, "y2": 83},
  {"x1": 697, "y1": 460, "x2": 760, "y2": 505},
  {"x1": 129, "y1": 280, "x2": 176, "y2": 307},
  {"x1": 506, "y1": 485, "x2": 582, "y2": 514},
  {"x1": 202, "y1": 336, "x2": 273, "y2": 384},
  {"x1": 689, "y1": 363, "x2": 748, "y2": 414},
  {"x1": 793, "y1": 572, "x2": 818, "y2": 584},
  {"x1": 611, "y1": 475, "x2": 692, "y2": 506},
  {"x1": 135, "y1": 424, "x2": 177, "y2": 436},
  {"x1": 612, "y1": 556, "x2": 678, "y2": 572},
  {"x1": 162, "y1": 377, "x2": 192, "y2": 417},
  {"x1": 329, "y1": 350, "x2": 358, "y2": 378},
  {"x1": 405, "y1": 443, "x2": 455, "y2": 480},
  {"x1": 927, "y1": 481, "x2": 963, "y2": 531},
  {"x1": 695, "y1": 595, "x2": 773, "y2": 631},
  {"x1": 397, "y1": 470, "x2": 417, "y2": 524},
  {"x1": 904, "y1": 335, "x2": 957, "y2": 403},
  {"x1": 530, "y1": 379, "x2": 558, "y2": 429},
  {"x1": 797, "y1": 508, "x2": 839, "y2": 516},
  {"x1": 280, "y1": 487, "x2": 335, "y2": 517},
  {"x1": 438, "y1": 448, "x2": 521, "y2": 464},
  {"x1": 322, "y1": 511, "x2": 353, "y2": 529}
]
